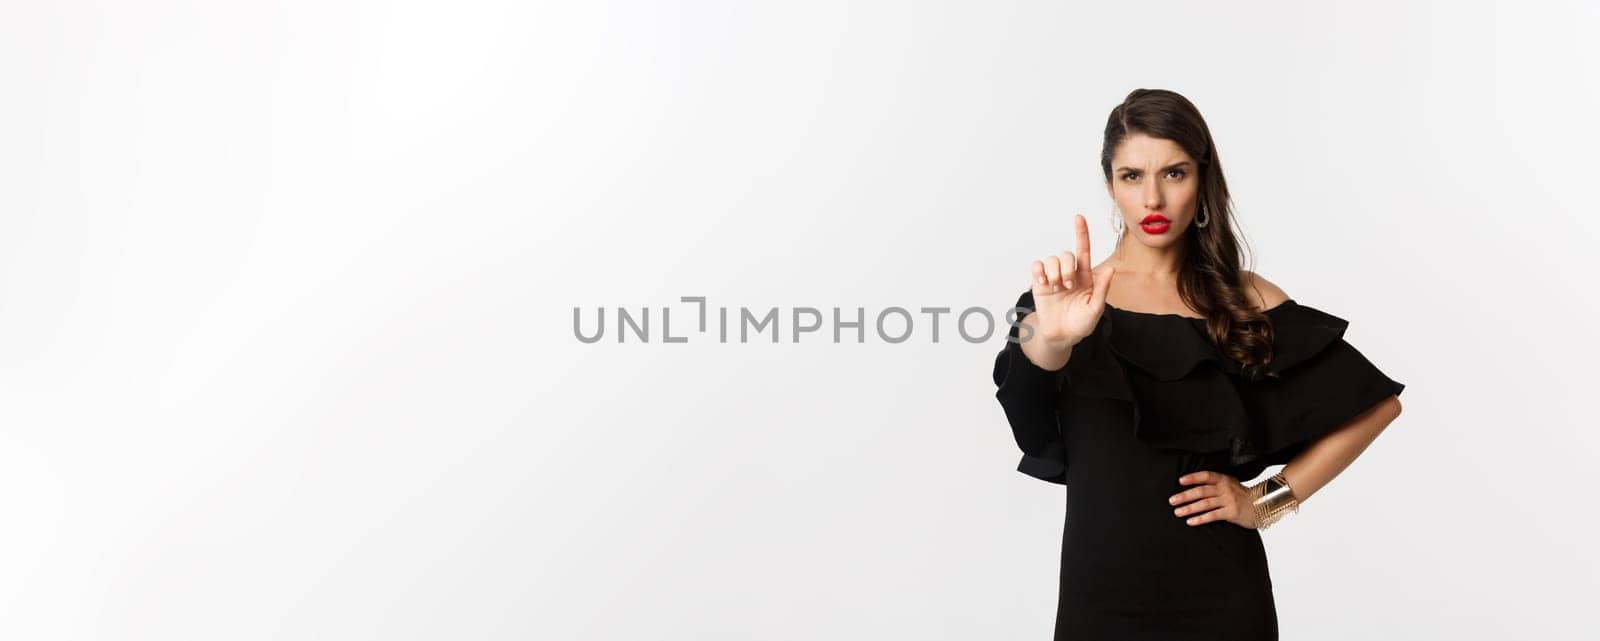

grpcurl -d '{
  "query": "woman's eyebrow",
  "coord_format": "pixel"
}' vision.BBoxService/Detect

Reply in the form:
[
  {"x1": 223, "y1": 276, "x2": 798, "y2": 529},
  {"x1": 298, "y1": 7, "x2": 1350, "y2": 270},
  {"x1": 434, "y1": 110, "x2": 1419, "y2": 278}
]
[{"x1": 1116, "y1": 161, "x2": 1193, "y2": 172}]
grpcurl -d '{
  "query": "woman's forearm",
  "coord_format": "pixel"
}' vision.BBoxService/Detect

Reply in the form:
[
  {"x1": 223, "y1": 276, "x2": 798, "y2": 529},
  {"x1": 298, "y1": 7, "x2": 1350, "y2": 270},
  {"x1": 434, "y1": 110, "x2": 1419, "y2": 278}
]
[
  {"x1": 1280, "y1": 395, "x2": 1404, "y2": 503},
  {"x1": 1018, "y1": 311, "x2": 1076, "y2": 371}
]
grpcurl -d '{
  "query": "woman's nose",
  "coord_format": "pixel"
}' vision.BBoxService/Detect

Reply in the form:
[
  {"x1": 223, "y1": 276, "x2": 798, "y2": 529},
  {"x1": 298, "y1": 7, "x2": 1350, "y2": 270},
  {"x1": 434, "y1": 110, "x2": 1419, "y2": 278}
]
[{"x1": 1144, "y1": 183, "x2": 1163, "y2": 210}]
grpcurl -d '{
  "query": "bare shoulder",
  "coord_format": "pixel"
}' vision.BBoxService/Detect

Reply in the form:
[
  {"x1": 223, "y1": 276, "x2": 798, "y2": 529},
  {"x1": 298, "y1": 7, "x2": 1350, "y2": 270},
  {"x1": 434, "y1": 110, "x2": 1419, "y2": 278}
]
[{"x1": 1241, "y1": 270, "x2": 1291, "y2": 312}]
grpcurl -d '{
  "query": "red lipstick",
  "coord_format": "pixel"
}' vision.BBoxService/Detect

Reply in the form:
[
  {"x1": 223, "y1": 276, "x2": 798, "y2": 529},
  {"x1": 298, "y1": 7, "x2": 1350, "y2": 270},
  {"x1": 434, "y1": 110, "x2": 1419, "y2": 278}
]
[{"x1": 1140, "y1": 213, "x2": 1171, "y2": 234}]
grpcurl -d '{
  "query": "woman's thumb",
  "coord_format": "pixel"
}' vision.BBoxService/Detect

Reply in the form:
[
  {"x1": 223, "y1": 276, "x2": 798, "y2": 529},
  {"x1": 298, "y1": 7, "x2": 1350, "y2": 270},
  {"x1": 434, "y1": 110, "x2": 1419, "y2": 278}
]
[{"x1": 1091, "y1": 266, "x2": 1115, "y2": 306}]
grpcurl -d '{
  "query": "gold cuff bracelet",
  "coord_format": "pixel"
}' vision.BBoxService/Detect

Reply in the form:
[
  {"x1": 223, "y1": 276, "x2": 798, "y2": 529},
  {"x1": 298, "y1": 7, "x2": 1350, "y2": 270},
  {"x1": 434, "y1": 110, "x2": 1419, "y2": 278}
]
[{"x1": 1249, "y1": 471, "x2": 1299, "y2": 530}]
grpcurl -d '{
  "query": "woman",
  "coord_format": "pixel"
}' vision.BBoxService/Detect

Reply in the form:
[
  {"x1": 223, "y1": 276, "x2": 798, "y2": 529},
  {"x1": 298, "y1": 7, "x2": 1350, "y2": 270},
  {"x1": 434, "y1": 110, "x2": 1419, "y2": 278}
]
[{"x1": 992, "y1": 89, "x2": 1405, "y2": 640}]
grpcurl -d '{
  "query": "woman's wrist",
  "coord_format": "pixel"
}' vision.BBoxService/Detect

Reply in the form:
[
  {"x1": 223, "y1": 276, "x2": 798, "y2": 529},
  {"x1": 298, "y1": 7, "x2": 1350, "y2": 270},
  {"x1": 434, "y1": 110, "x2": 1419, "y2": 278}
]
[
  {"x1": 1018, "y1": 313, "x2": 1082, "y2": 371},
  {"x1": 1248, "y1": 472, "x2": 1300, "y2": 530}
]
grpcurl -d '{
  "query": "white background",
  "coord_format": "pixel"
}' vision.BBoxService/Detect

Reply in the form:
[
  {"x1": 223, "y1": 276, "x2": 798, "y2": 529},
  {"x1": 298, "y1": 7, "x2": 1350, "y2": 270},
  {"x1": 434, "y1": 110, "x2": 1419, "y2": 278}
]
[{"x1": 3, "y1": 1, "x2": 1597, "y2": 639}]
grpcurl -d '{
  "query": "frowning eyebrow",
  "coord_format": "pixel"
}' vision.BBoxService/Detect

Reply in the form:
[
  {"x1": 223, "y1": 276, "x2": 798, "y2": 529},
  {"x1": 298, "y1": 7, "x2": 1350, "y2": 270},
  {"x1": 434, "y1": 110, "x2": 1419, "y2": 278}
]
[{"x1": 1116, "y1": 161, "x2": 1193, "y2": 173}]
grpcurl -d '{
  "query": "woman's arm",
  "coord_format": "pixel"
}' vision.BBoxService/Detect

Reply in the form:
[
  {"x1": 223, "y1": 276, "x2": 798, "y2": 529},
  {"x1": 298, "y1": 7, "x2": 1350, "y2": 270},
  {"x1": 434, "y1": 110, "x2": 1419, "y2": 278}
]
[
  {"x1": 1240, "y1": 270, "x2": 1404, "y2": 502},
  {"x1": 1280, "y1": 394, "x2": 1403, "y2": 503},
  {"x1": 1018, "y1": 311, "x2": 1075, "y2": 371},
  {"x1": 994, "y1": 291, "x2": 1082, "y2": 485},
  {"x1": 1170, "y1": 389, "x2": 1403, "y2": 527}
]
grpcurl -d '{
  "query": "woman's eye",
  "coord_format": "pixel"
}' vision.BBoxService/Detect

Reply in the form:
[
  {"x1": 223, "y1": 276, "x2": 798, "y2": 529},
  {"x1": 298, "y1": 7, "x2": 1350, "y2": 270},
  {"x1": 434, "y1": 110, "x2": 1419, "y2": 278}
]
[
  {"x1": 1166, "y1": 169, "x2": 1186, "y2": 179},
  {"x1": 1122, "y1": 173, "x2": 1139, "y2": 182}
]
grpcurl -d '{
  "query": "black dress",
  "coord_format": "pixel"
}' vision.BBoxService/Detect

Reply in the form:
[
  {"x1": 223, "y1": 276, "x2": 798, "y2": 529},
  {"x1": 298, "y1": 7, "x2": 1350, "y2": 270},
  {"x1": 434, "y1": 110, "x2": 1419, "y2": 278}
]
[{"x1": 992, "y1": 290, "x2": 1405, "y2": 641}]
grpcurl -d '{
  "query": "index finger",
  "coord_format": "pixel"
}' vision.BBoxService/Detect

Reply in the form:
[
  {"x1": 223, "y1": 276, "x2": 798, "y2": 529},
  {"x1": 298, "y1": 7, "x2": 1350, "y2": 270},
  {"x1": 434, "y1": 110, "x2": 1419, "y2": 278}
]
[{"x1": 1074, "y1": 213, "x2": 1092, "y2": 275}]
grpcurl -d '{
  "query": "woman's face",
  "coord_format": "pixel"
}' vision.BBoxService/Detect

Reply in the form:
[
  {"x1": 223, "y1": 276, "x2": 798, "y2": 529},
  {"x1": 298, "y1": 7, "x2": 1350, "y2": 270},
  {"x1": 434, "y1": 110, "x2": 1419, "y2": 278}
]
[{"x1": 1107, "y1": 133, "x2": 1202, "y2": 247}]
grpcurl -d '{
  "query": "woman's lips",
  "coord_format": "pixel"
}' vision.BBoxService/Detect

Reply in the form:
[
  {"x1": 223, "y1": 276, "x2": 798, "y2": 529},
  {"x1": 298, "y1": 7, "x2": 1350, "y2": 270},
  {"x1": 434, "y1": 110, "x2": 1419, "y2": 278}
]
[{"x1": 1140, "y1": 214, "x2": 1171, "y2": 234}]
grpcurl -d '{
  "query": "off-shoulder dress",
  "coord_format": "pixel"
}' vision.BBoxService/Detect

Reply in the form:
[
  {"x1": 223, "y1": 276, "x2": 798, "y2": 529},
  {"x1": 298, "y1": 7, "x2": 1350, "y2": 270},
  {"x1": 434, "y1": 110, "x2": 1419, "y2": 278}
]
[{"x1": 991, "y1": 289, "x2": 1406, "y2": 641}]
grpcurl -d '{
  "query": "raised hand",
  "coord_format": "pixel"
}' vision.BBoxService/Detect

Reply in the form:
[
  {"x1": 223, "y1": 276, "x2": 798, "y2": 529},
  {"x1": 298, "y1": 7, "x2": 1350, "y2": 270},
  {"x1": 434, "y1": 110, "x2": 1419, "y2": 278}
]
[{"x1": 1028, "y1": 213, "x2": 1116, "y2": 350}]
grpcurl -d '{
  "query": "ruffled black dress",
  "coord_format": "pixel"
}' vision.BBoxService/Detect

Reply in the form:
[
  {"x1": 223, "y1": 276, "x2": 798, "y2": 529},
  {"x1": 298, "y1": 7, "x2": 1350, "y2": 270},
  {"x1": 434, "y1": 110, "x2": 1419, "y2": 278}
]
[{"x1": 992, "y1": 290, "x2": 1405, "y2": 641}]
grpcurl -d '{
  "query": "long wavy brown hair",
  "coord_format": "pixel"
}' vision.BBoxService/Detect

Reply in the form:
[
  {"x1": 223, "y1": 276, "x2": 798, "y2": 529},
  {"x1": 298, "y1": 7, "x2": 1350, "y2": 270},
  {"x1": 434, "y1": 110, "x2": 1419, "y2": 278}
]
[{"x1": 1099, "y1": 88, "x2": 1278, "y2": 381}]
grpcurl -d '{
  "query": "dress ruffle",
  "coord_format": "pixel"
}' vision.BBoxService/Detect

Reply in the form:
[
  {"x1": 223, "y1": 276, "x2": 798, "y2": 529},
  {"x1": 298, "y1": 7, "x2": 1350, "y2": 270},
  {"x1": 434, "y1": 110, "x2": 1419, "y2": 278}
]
[{"x1": 999, "y1": 289, "x2": 1406, "y2": 484}]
